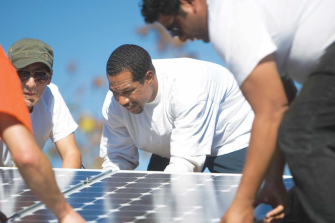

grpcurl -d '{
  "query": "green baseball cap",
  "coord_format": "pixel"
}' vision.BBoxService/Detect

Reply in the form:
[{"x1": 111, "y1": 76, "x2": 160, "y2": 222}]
[{"x1": 7, "y1": 38, "x2": 53, "y2": 70}]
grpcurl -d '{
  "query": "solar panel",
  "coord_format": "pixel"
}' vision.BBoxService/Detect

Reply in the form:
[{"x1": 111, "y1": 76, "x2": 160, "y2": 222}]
[{"x1": 0, "y1": 168, "x2": 294, "y2": 223}]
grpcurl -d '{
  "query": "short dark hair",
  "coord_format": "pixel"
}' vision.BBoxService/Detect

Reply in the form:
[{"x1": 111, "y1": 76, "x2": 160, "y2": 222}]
[
  {"x1": 140, "y1": 0, "x2": 180, "y2": 23},
  {"x1": 106, "y1": 44, "x2": 155, "y2": 84}
]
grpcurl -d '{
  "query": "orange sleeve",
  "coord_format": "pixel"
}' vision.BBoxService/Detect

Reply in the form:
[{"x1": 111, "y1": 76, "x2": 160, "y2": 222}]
[{"x1": 0, "y1": 44, "x2": 32, "y2": 136}]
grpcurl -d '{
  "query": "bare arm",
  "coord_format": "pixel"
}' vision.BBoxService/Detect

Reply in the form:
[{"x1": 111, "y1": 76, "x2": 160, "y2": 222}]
[
  {"x1": 0, "y1": 113, "x2": 85, "y2": 222},
  {"x1": 222, "y1": 54, "x2": 288, "y2": 222},
  {"x1": 55, "y1": 133, "x2": 82, "y2": 168},
  {"x1": 237, "y1": 54, "x2": 288, "y2": 201},
  {"x1": 260, "y1": 76, "x2": 297, "y2": 190},
  {"x1": 263, "y1": 76, "x2": 297, "y2": 181},
  {"x1": 253, "y1": 75, "x2": 298, "y2": 221}
]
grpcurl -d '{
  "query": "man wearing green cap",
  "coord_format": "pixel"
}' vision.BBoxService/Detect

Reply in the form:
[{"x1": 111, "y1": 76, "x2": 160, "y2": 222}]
[
  {"x1": 0, "y1": 43, "x2": 85, "y2": 222},
  {"x1": 0, "y1": 38, "x2": 82, "y2": 168}
]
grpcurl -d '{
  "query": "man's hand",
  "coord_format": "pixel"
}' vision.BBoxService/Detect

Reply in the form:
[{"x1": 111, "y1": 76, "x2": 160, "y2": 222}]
[
  {"x1": 221, "y1": 182, "x2": 288, "y2": 223},
  {"x1": 254, "y1": 180, "x2": 288, "y2": 222},
  {"x1": 221, "y1": 198, "x2": 254, "y2": 223}
]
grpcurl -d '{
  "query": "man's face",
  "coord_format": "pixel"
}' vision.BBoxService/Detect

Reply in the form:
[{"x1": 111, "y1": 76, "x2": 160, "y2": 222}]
[
  {"x1": 156, "y1": 0, "x2": 209, "y2": 43},
  {"x1": 17, "y1": 62, "x2": 52, "y2": 112},
  {"x1": 108, "y1": 70, "x2": 155, "y2": 114}
]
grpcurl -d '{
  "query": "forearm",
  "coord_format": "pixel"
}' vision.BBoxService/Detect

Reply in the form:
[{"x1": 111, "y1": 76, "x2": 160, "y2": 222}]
[
  {"x1": 235, "y1": 107, "x2": 287, "y2": 203},
  {"x1": 61, "y1": 151, "x2": 82, "y2": 168},
  {"x1": 261, "y1": 76, "x2": 295, "y2": 181},
  {"x1": 19, "y1": 148, "x2": 72, "y2": 220},
  {"x1": 264, "y1": 146, "x2": 286, "y2": 183},
  {"x1": 2, "y1": 123, "x2": 72, "y2": 220},
  {"x1": 56, "y1": 133, "x2": 82, "y2": 169}
]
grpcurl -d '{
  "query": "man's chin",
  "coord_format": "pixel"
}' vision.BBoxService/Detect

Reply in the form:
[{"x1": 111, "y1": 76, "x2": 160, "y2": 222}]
[
  {"x1": 198, "y1": 34, "x2": 210, "y2": 43},
  {"x1": 131, "y1": 107, "x2": 144, "y2": 114},
  {"x1": 25, "y1": 100, "x2": 36, "y2": 111},
  {"x1": 201, "y1": 36, "x2": 210, "y2": 43}
]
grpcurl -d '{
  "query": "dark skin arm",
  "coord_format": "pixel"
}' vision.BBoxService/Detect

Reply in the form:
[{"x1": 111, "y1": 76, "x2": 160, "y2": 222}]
[
  {"x1": 0, "y1": 113, "x2": 85, "y2": 223},
  {"x1": 221, "y1": 54, "x2": 289, "y2": 223},
  {"x1": 254, "y1": 147, "x2": 287, "y2": 222},
  {"x1": 253, "y1": 76, "x2": 297, "y2": 222}
]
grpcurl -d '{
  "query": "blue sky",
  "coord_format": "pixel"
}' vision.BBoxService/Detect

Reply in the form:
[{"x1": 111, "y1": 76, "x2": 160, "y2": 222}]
[
  {"x1": 0, "y1": 1, "x2": 223, "y2": 119},
  {"x1": 0, "y1": 1, "x2": 223, "y2": 170}
]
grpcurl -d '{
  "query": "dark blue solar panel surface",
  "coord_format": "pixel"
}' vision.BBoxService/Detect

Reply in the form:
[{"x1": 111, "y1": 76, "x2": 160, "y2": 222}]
[{"x1": 0, "y1": 169, "x2": 294, "y2": 223}]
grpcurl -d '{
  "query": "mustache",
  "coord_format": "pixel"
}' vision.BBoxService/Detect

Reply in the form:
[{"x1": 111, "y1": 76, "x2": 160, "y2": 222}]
[{"x1": 123, "y1": 102, "x2": 134, "y2": 108}]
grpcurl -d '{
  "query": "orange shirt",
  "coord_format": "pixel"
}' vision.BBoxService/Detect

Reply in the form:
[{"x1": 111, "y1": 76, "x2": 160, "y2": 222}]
[{"x1": 0, "y1": 44, "x2": 32, "y2": 136}]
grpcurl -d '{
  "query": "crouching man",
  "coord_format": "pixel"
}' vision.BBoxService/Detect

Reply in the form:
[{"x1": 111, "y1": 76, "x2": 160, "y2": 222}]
[{"x1": 100, "y1": 44, "x2": 254, "y2": 173}]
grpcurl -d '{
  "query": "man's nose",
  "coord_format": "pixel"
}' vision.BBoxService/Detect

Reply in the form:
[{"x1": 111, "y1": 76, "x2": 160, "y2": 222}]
[
  {"x1": 118, "y1": 95, "x2": 130, "y2": 106},
  {"x1": 25, "y1": 77, "x2": 36, "y2": 88}
]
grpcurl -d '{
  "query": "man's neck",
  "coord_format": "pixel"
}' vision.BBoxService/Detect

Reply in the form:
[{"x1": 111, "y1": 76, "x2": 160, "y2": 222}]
[{"x1": 148, "y1": 78, "x2": 159, "y2": 103}]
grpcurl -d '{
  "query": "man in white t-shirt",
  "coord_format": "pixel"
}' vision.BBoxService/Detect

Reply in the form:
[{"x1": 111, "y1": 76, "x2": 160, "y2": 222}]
[
  {"x1": 100, "y1": 44, "x2": 254, "y2": 173},
  {"x1": 0, "y1": 44, "x2": 85, "y2": 223},
  {"x1": 1, "y1": 38, "x2": 82, "y2": 168},
  {"x1": 140, "y1": 0, "x2": 335, "y2": 222}
]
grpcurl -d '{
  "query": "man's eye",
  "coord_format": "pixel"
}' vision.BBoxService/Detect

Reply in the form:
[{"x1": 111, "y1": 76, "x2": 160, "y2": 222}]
[
  {"x1": 110, "y1": 90, "x2": 117, "y2": 95},
  {"x1": 124, "y1": 90, "x2": 133, "y2": 94}
]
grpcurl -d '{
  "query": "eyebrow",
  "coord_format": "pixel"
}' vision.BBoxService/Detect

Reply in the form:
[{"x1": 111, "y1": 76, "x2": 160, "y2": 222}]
[
  {"x1": 123, "y1": 88, "x2": 135, "y2": 91},
  {"x1": 110, "y1": 87, "x2": 135, "y2": 93}
]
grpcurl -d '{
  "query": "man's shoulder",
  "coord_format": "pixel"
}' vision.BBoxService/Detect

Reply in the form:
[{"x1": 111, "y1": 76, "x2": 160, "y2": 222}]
[
  {"x1": 153, "y1": 58, "x2": 234, "y2": 93},
  {"x1": 153, "y1": 58, "x2": 226, "y2": 71},
  {"x1": 153, "y1": 57, "x2": 208, "y2": 66},
  {"x1": 38, "y1": 82, "x2": 67, "y2": 111},
  {"x1": 42, "y1": 83, "x2": 61, "y2": 99}
]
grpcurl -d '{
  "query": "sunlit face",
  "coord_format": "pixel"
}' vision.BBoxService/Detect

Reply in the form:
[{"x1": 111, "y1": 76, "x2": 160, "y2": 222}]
[
  {"x1": 156, "y1": 0, "x2": 209, "y2": 43},
  {"x1": 17, "y1": 62, "x2": 52, "y2": 112},
  {"x1": 108, "y1": 70, "x2": 156, "y2": 114}
]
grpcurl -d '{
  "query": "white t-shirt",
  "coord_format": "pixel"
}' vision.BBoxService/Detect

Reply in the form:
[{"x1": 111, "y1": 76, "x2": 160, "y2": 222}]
[
  {"x1": 0, "y1": 83, "x2": 78, "y2": 167},
  {"x1": 207, "y1": 0, "x2": 335, "y2": 85},
  {"x1": 100, "y1": 58, "x2": 254, "y2": 172}
]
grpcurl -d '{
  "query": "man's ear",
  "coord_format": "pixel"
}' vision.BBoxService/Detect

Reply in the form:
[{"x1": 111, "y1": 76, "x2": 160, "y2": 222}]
[
  {"x1": 145, "y1": 70, "x2": 155, "y2": 85},
  {"x1": 48, "y1": 69, "x2": 53, "y2": 85},
  {"x1": 180, "y1": 0, "x2": 197, "y2": 13}
]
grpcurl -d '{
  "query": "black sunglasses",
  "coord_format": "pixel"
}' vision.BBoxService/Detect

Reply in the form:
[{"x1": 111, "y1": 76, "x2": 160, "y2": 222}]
[{"x1": 17, "y1": 70, "x2": 50, "y2": 84}]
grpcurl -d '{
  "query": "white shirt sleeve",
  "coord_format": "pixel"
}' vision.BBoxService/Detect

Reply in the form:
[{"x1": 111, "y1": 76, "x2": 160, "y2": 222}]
[
  {"x1": 48, "y1": 84, "x2": 78, "y2": 142},
  {"x1": 165, "y1": 100, "x2": 219, "y2": 172},
  {"x1": 100, "y1": 91, "x2": 139, "y2": 171},
  {"x1": 165, "y1": 155, "x2": 206, "y2": 172},
  {"x1": 208, "y1": 0, "x2": 277, "y2": 86}
]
